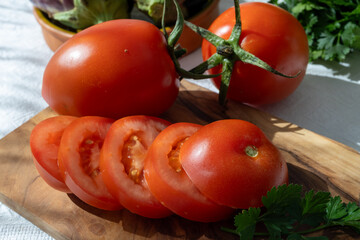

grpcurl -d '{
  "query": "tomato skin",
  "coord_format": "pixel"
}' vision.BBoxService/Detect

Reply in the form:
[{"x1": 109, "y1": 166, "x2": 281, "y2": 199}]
[
  {"x1": 30, "y1": 116, "x2": 77, "y2": 192},
  {"x1": 58, "y1": 116, "x2": 122, "y2": 211},
  {"x1": 180, "y1": 119, "x2": 288, "y2": 209},
  {"x1": 99, "y1": 115, "x2": 173, "y2": 218},
  {"x1": 42, "y1": 19, "x2": 179, "y2": 119},
  {"x1": 202, "y1": 2, "x2": 309, "y2": 105},
  {"x1": 144, "y1": 122, "x2": 234, "y2": 222}
]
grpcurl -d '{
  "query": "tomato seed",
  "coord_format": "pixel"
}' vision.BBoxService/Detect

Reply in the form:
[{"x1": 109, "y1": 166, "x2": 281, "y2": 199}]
[
  {"x1": 122, "y1": 134, "x2": 146, "y2": 184},
  {"x1": 90, "y1": 168, "x2": 100, "y2": 178},
  {"x1": 168, "y1": 137, "x2": 188, "y2": 173},
  {"x1": 79, "y1": 137, "x2": 102, "y2": 177},
  {"x1": 85, "y1": 139, "x2": 94, "y2": 145}
]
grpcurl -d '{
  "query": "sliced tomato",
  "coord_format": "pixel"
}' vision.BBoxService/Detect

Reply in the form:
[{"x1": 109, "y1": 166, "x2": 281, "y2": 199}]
[
  {"x1": 144, "y1": 122, "x2": 234, "y2": 222},
  {"x1": 30, "y1": 115, "x2": 77, "y2": 192},
  {"x1": 99, "y1": 115, "x2": 172, "y2": 218},
  {"x1": 58, "y1": 116, "x2": 122, "y2": 211}
]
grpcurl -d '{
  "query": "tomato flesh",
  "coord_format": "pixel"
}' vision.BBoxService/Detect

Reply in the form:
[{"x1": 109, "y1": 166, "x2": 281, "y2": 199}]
[
  {"x1": 180, "y1": 119, "x2": 288, "y2": 209},
  {"x1": 58, "y1": 116, "x2": 122, "y2": 210},
  {"x1": 122, "y1": 134, "x2": 147, "y2": 184},
  {"x1": 100, "y1": 115, "x2": 172, "y2": 218},
  {"x1": 144, "y1": 123, "x2": 234, "y2": 222},
  {"x1": 30, "y1": 116, "x2": 77, "y2": 192}
]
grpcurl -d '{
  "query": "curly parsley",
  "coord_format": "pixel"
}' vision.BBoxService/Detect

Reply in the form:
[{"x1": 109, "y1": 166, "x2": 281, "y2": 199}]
[{"x1": 269, "y1": 0, "x2": 360, "y2": 62}]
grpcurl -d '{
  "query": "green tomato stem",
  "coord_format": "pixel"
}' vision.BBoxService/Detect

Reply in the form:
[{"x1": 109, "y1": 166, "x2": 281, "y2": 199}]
[
  {"x1": 190, "y1": 53, "x2": 223, "y2": 74},
  {"x1": 220, "y1": 227, "x2": 241, "y2": 236},
  {"x1": 216, "y1": 45, "x2": 234, "y2": 58},
  {"x1": 164, "y1": 0, "x2": 183, "y2": 48},
  {"x1": 228, "y1": 0, "x2": 241, "y2": 43},
  {"x1": 294, "y1": 223, "x2": 333, "y2": 235},
  {"x1": 163, "y1": 0, "x2": 223, "y2": 80},
  {"x1": 219, "y1": 58, "x2": 234, "y2": 105}
]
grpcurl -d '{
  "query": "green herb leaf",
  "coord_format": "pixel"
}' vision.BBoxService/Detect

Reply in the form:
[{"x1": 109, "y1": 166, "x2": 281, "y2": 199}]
[
  {"x1": 302, "y1": 190, "x2": 330, "y2": 215},
  {"x1": 223, "y1": 184, "x2": 360, "y2": 238},
  {"x1": 343, "y1": 202, "x2": 360, "y2": 221},
  {"x1": 260, "y1": 184, "x2": 302, "y2": 236},
  {"x1": 269, "y1": 0, "x2": 360, "y2": 62},
  {"x1": 343, "y1": 22, "x2": 360, "y2": 50},
  {"x1": 300, "y1": 190, "x2": 330, "y2": 227},
  {"x1": 326, "y1": 196, "x2": 360, "y2": 232},
  {"x1": 326, "y1": 196, "x2": 348, "y2": 221},
  {"x1": 234, "y1": 207, "x2": 261, "y2": 240},
  {"x1": 262, "y1": 184, "x2": 302, "y2": 211},
  {"x1": 292, "y1": 2, "x2": 323, "y2": 17}
]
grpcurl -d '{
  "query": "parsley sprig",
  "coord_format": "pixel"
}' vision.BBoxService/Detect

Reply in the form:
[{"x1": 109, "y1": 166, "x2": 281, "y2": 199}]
[
  {"x1": 269, "y1": 0, "x2": 360, "y2": 62},
  {"x1": 222, "y1": 184, "x2": 360, "y2": 239}
]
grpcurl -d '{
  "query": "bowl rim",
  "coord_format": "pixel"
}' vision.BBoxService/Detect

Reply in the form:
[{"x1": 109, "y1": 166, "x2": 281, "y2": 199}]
[
  {"x1": 33, "y1": 8, "x2": 75, "y2": 36},
  {"x1": 33, "y1": 0, "x2": 220, "y2": 34}
]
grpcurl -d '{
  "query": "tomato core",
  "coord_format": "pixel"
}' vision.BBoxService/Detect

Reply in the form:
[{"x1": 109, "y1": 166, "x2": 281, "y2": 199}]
[
  {"x1": 79, "y1": 137, "x2": 102, "y2": 178},
  {"x1": 122, "y1": 134, "x2": 146, "y2": 184},
  {"x1": 245, "y1": 145, "x2": 258, "y2": 158},
  {"x1": 167, "y1": 137, "x2": 188, "y2": 173}
]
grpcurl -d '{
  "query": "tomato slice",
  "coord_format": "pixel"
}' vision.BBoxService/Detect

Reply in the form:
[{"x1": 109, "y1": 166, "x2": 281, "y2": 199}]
[
  {"x1": 99, "y1": 115, "x2": 172, "y2": 218},
  {"x1": 180, "y1": 119, "x2": 288, "y2": 209},
  {"x1": 144, "y1": 122, "x2": 234, "y2": 222},
  {"x1": 30, "y1": 115, "x2": 77, "y2": 192},
  {"x1": 58, "y1": 116, "x2": 122, "y2": 211}
]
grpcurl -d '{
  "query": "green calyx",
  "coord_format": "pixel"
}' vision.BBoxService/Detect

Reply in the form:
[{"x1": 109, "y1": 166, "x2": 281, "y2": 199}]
[
  {"x1": 162, "y1": 0, "x2": 222, "y2": 80},
  {"x1": 53, "y1": 0, "x2": 131, "y2": 30},
  {"x1": 183, "y1": 0, "x2": 301, "y2": 105}
]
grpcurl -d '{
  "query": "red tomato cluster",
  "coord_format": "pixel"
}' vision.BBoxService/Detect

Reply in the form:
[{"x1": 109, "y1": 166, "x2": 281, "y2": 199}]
[
  {"x1": 41, "y1": 2, "x2": 309, "y2": 123},
  {"x1": 30, "y1": 115, "x2": 288, "y2": 222}
]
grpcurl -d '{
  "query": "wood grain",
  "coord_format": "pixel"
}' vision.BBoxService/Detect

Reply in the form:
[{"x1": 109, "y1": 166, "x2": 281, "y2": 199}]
[{"x1": 0, "y1": 80, "x2": 359, "y2": 239}]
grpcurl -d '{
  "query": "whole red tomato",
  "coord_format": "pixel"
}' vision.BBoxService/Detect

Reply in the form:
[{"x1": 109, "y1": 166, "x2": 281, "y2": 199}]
[
  {"x1": 202, "y1": 2, "x2": 309, "y2": 105},
  {"x1": 180, "y1": 119, "x2": 288, "y2": 209},
  {"x1": 42, "y1": 19, "x2": 179, "y2": 119}
]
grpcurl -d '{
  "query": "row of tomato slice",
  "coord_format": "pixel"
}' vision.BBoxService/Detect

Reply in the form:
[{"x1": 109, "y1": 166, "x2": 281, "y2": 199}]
[{"x1": 30, "y1": 115, "x2": 288, "y2": 223}]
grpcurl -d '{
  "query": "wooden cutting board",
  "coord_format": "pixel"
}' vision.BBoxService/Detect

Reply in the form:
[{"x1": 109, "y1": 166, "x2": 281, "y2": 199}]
[{"x1": 0, "y1": 80, "x2": 359, "y2": 240}]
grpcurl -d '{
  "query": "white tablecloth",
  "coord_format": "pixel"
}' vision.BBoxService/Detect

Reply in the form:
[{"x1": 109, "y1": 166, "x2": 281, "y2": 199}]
[{"x1": 0, "y1": 0, "x2": 359, "y2": 239}]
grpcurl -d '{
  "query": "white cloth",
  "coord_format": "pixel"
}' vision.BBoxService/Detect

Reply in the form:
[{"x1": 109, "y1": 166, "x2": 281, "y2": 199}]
[
  {"x1": 0, "y1": 0, "x2": 359, "y2": 239},
  {"x1": 0, "y1": 2, "x2": 53, "y2": 239},
  {"x1": 0, "y1": 0, "x2": 51, "y2": 138}
]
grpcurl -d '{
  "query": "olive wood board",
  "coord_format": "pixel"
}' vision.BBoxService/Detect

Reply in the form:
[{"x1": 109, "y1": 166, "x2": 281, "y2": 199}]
[{"x1": 0, "y1": 80, "x2": 360, "y2": 240}]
